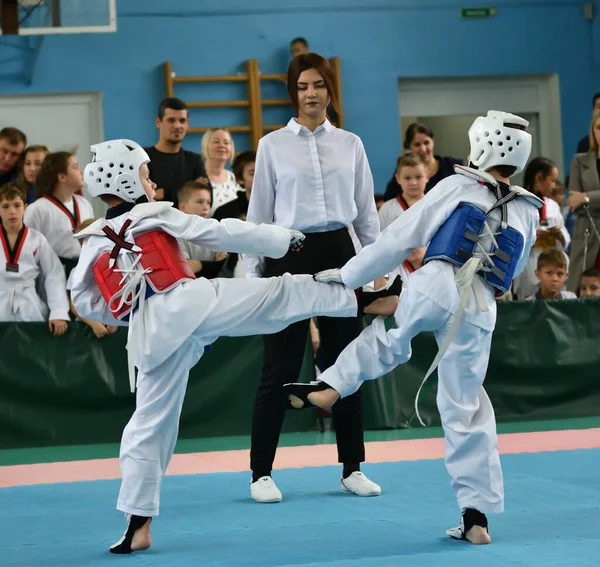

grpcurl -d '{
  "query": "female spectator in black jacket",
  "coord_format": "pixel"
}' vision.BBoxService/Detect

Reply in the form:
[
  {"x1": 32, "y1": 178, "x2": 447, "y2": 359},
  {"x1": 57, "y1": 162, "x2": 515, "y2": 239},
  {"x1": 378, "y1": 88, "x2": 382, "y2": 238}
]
[{"x1": 383, "y1": 122, "x2": 463, "y2": 200}]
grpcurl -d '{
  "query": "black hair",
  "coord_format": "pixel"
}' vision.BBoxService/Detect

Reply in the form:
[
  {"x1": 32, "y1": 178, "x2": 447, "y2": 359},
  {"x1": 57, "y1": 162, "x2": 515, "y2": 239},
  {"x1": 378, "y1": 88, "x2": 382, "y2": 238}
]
[
  {"x1": 523, "y1": 157, "x2": 556, "y2": 193},
  {"x1": 232, "y1": 150, "x2": 256, "y2": 185},
  {"x1": 290, "y1": 37, "x2": 308, "y2": 47},
  {"x1": 403, "y1": 123, "x2": 434, "y2": 150},
  {"x1": 157, "y1": 97, "x2": 188, "y2": 120}
]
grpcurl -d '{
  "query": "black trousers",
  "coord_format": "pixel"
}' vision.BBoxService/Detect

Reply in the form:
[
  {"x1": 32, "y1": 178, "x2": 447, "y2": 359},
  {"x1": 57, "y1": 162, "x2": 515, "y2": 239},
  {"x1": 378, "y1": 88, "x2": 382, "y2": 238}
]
[{"x1": 250, "y1": 228, "x2": 365, "y2": 476}]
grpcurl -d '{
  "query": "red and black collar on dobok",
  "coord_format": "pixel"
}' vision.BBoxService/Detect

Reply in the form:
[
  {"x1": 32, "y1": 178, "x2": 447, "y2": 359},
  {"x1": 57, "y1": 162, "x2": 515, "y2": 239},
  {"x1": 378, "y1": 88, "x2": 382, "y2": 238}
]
[
  {"x1": 395, "y1": 194, "x2": 409, "y2": 211},
  {"x1": 534, "y1": 193, "x2": 547, "y2": 225},
  {"x1": 101, "y1": 219, "x2": 136, "y2": 266},
  {"x1": 1, "y1": 224, "x2": 28, "y2": 273},
  {"x1": 403, "y1": 259, "x2": 416, "y2": 274},
  {"x1": 43, "y1": 195, "x2": 80, "y2": 230}
]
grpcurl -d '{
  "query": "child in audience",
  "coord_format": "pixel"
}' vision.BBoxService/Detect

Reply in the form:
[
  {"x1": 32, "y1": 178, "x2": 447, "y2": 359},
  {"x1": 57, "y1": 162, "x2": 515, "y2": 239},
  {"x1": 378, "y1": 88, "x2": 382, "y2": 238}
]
[
  {"x1": 513, "y1": 157, "x2": 570, "y2": 299},
  {"x1": 23, "y1": 151, "x2": 93, "y2": 277},
  {"x1": 579, "y1": 267, "x2": 600, "y2": 298},
  {"x1": 214, "y1": 150, "x2": 255, "y2": 222},
  {"x1": 15, "y1": 144, "x2": 49, "y2": 204},
  {"x1": 0, "y1": 183, "x2": 69, "y2": 334},
  {"x1": 177, "y1": 181, "x2": 229, "y2": 278},
  {"x1": 377, "y1": 152, "x2": 429, "y2": 282},
  {"x1": 526, "y1": 249, "x2": 576, "y2": 300},
  {"x1": 215, "y1": 150, "x2": 257, "y2": 277}
]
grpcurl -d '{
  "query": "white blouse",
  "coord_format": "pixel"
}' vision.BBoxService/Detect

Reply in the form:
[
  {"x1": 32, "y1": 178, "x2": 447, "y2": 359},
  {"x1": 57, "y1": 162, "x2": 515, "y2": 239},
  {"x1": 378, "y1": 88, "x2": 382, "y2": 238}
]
[
  {"x1": 209, "y1": 170, "x2": 242, "y2": 216},
  {"x1": 245, "y1": 118, "x2": 380, "y2": 277}
]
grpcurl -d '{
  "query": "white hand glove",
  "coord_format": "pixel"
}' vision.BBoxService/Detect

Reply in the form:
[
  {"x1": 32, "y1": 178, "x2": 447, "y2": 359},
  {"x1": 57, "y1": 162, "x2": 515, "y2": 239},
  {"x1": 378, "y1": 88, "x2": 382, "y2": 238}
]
[
  {"x1": 289, "y1": 230, "x2": 305, "y2": 252},
  {"x1": 314, "y1": 268, "x2": 344, "y2": 284}
]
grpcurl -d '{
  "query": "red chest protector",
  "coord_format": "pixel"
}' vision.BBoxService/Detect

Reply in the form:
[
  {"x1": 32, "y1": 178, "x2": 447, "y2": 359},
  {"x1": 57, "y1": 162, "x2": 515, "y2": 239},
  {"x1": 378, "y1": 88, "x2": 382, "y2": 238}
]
[{"x1": 93, "y1": 220, "x2": 195, "y2": 319}]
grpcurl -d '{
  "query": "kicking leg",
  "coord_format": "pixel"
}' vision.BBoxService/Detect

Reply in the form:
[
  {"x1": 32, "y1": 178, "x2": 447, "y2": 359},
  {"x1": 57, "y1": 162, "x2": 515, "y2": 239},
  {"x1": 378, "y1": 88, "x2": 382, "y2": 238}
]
[
  {"x1": 196, "y1": 274, "x2": 394, "y2": 342},
  {"x1": 111, "y1": 338, "x2": 203, "y2": 554},
  {"x1": 435, "y1": 319, "x2": 500, "y2": 545},
  {"x1": 286, "y1": 286, "x2": 451, "y2": 410}
]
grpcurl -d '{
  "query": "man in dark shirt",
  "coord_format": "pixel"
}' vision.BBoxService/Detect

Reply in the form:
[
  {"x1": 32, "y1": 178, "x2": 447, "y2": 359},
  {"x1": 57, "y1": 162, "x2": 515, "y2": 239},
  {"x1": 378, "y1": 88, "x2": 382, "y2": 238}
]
[
  {"x1": 576, "y1": 92, "x2": 600, "y2": 154},
  {"x1": 144, "y1": 97, "x2": 210, "y2": 206},
  {"x1": 0, "y1": 127, "x2": 26, "y2": 186}
]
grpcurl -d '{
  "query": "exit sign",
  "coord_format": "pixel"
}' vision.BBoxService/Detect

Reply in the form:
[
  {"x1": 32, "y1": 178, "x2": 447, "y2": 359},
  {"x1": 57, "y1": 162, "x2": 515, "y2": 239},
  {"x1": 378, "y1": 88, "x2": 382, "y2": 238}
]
[{"x1": 461, "y1": 7, "x2": 497, "y2": 18}]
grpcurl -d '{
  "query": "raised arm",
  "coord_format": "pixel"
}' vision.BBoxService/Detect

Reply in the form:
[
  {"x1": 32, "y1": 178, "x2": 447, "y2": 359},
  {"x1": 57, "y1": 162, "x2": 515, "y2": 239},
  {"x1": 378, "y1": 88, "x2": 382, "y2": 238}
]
[
  {"x1": 158, "y1": 207, "x2": 294, "y2": 261},
  {"x1": 340, "y1": 179, "x2": 459, "y2": 289}
]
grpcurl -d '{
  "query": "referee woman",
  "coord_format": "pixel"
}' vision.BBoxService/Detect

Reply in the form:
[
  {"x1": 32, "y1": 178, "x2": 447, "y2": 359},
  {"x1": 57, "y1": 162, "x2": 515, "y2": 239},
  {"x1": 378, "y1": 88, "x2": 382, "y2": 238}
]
[{"x1": 245, "y1": 53, "x2": 382, "y2": 503}]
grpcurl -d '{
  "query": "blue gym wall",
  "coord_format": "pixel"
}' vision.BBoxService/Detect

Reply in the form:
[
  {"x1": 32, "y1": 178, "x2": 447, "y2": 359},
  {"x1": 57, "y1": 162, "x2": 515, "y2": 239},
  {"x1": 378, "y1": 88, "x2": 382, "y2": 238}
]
[{"x1": 0, "y1": 0, "x2": 597, "y2": 189}]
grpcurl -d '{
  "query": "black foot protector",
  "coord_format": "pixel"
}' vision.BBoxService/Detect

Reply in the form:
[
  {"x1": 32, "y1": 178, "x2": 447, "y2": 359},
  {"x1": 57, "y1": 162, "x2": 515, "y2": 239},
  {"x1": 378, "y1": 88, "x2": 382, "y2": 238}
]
[
  {"x1": 109, "y1": 515, "x2": 150, "y2": 554},
  {"x1": 283, "y1": 381, "x2": 331, "y2": 410},
  {"x1": 446, "y1": 508, "x2": 489, "y2": 541},
  {"x1": 357, "y1": 275, "x2": 402, "y2": 315}
]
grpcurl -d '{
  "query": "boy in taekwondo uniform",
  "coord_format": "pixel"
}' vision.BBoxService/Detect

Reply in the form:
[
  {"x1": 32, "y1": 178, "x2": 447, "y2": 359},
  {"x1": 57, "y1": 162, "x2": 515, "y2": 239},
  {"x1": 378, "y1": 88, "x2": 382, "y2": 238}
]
[
  {"x1": 69, "y1": 139, "x2": 399, "y2": 554},
  {"x1": 284, "y1": 111, "x2": 543, "y2": 545},
  {"x1": 0, "y1": 183, "x2": 69, "y2": 333}
]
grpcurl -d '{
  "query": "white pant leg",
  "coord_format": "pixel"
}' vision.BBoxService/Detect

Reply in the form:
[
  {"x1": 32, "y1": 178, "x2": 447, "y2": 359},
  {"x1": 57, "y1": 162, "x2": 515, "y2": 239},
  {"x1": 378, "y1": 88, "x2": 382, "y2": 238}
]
[
  {"x1": 196, "y1": 274, "x2": 357, "y2": 341},
  {"x1": 316, "y1": 285, "x2": 451, "y2": 398},
  {"x1": 117, "y1": 337, "x2": 203, "y2": 517},
  {"x1": 434, "y1": 319, "x2": 503, "y2": 515}
]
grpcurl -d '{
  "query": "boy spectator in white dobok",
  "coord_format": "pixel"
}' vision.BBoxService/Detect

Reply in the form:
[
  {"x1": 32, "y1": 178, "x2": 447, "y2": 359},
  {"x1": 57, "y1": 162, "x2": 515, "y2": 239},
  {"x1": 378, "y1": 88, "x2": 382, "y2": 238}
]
[
  {"x1": 378, "y1": 152, "x2": 429, "y2": 283},
  {"x1": 0, "y1": 184, "x2": 69, "y2": 334},
  {"x1": 177, "y1": 181, "x2": 229, "y2": 279}
]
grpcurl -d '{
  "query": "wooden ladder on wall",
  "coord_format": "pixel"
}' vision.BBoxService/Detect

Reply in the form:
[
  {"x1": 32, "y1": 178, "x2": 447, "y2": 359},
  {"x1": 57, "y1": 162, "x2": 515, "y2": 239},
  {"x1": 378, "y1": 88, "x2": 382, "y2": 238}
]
[{"x1": 163, "y1": 58, "x2": 344, "y2": 150}]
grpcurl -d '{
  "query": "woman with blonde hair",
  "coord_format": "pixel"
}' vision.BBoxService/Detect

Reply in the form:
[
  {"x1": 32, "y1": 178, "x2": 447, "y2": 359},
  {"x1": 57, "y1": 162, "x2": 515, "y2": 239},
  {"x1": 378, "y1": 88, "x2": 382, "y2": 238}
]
[
  {"x1": 201, "y1": 127, "x2": 241, "y2": 215},
  {"x1": 566, "y1": 110, "x2": 600, "y2": 291}
]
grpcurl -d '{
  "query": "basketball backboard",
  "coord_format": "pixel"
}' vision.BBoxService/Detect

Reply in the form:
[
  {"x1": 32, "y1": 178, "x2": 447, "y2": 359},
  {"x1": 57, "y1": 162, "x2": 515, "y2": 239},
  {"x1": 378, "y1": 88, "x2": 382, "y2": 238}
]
[{"x1": 0, "y1": 0, "x2": 116, "y2": 35}]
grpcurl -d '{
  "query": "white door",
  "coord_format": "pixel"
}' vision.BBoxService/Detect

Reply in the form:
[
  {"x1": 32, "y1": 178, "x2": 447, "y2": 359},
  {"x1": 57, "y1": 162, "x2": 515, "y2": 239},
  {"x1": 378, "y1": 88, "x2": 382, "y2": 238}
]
[
  {"x1": 398, "y1": 75, "x2": 563, "y2": 182},
  {"x1": 0, "y1": 91, "x2": 105, "y2": 216}
]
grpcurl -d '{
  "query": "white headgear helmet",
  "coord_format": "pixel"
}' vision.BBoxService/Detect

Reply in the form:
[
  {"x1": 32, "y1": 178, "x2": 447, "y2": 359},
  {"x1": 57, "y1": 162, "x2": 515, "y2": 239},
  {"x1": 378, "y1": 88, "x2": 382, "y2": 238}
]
[
  {"x1": 84, "y1": 139, "x2": 150, "y2": 203},
  {"x1": 468, "y1": 111, "x2": 532, "y2": 175}
]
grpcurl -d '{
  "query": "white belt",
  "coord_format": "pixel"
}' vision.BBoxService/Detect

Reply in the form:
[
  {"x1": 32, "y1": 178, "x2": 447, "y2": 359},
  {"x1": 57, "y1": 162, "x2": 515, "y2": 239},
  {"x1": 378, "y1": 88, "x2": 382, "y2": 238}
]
[
  {"x1": 0, "y1": 279, "x2": 36, "y2": 314},
  {"x1": 108, "y1": 254, "x2": 152, "y2": 393}
]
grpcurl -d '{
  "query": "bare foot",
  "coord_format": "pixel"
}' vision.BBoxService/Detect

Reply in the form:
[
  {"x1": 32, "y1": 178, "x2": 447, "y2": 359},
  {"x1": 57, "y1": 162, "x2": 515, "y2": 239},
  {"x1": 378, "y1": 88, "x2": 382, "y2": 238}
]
[
  {"x1": 465, "y1": 525, "x2": 491, "y2": 545},
  {"x1": 364, "y1": 295, "x2": 398, "y2": 316},
  {"x1": 131, "y1": 519, "x2": 152, "y2": 551}
]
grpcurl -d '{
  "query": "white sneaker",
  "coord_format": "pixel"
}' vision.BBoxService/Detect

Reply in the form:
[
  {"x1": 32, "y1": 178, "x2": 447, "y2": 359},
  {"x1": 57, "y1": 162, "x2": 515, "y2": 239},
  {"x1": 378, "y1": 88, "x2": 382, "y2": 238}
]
[
  {"x1": 340, "y1": 471, "x2": 381, "y2": 496},
  {"x1": 250, "y1": 476, "x2": 283, "y2": 503}
]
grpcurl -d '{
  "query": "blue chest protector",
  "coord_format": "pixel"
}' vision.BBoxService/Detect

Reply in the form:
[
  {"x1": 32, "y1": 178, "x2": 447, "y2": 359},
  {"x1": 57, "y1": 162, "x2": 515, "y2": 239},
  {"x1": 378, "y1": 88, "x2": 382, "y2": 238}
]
[{"x1": 423, "y1": 189, "x2": 524, "y2": 294}]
